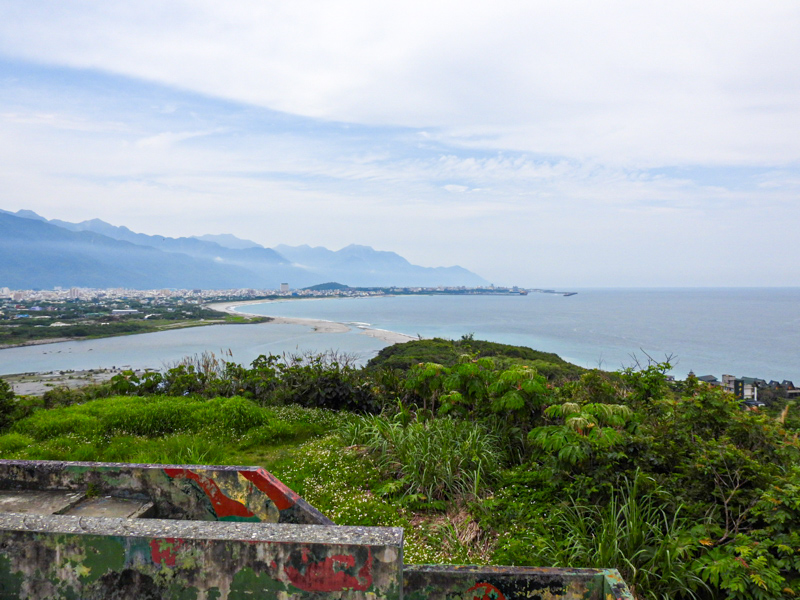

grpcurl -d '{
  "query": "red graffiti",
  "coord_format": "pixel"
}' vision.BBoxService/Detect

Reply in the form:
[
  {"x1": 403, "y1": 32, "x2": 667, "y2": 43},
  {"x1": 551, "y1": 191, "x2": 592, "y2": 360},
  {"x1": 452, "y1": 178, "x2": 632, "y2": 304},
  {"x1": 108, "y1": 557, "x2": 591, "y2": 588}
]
[
  {"x1": 150, "y1": 538, "x2": 184, "y2": 567},
  {"x1": 467, "y1": 583, "x2": 507, "y2": 600},
  {"x1": 164, "y1": 468, "x2": 256, "y2": 519},
  {"x1": 284, "y1": 547, "x2": 373, "y2": 592},
  {"x1": 240, "y1": 468, "x2": 298, "y2": 511}
]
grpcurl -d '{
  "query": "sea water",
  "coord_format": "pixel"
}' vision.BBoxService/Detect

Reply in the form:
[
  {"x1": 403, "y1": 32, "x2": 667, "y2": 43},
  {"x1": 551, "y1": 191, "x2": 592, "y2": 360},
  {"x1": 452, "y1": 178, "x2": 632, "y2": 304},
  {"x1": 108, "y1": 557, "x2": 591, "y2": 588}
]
[
  {"x1": 1, "y1": 288, "x2": 798, "y2": 382},
  {"x1": 239, "y1": 288, "x2": 800, "y2": 382}
]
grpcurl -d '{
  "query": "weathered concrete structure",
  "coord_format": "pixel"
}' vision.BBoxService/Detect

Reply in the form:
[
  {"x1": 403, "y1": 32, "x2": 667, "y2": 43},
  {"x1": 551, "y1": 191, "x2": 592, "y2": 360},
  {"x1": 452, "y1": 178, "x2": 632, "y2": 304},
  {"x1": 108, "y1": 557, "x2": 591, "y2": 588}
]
[
  {"x1": 0, "y1": 460, "x2": 632, "y2": 599},
  {"x1": 404, "y1": 565, "x2": 632, "y2": 600},
  {"x1": 0, "y1": 460, "x2": 331, "y2": 525}
]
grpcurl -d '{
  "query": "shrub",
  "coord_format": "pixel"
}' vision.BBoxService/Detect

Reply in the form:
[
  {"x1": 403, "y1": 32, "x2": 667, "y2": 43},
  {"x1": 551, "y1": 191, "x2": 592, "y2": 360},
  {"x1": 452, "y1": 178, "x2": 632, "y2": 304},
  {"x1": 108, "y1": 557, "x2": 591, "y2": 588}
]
[
  {"x1": 524, "y1": 471, "x2": 708, "y2": 600},
  {"x1": 0, "y1": 378, "x2": 14, "y2": 431},
  {"x1": 341, "y1": 415, "x2": 502, "y2": 501}
]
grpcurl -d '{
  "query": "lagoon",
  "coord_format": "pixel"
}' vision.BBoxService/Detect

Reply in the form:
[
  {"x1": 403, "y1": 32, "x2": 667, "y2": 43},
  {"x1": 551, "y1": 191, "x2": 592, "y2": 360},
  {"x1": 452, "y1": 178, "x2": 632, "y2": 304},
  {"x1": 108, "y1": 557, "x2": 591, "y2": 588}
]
[{"x1": 0, "y1": 321, "x2": 386, "y2": 376}]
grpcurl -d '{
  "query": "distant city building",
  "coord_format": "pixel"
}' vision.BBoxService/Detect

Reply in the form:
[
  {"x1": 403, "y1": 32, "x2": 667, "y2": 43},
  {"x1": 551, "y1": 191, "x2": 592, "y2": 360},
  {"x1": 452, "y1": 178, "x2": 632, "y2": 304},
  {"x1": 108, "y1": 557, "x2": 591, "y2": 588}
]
[{"x1": 280, "y1": 283, "x2": 289, "y2": 293}]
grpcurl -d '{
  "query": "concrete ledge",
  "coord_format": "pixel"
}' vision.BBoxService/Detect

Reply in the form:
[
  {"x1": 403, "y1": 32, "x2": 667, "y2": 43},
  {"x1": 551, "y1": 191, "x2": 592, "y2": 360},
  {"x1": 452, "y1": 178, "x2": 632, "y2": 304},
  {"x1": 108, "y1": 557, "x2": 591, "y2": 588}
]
[
  {"x1": 0, "y1": 459, "x2": 331, "y2": 525},
  {"x1": 0, "y1": 514, "x2": 403, "y2": 599},
  {"x1": 403, "y1": 565, "x2": 634, "y2": 600},
  {"x1": 0, "y1": 513, "x2": 402, "y2": 545}
]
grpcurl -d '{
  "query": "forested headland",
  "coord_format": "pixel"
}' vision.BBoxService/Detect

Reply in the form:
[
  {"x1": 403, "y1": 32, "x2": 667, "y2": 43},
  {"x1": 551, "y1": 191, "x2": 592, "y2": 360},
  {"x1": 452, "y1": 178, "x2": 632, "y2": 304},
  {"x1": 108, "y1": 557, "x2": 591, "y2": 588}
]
[{"x1": 0, "y1": 337, "x2": 798, "y2": 600}]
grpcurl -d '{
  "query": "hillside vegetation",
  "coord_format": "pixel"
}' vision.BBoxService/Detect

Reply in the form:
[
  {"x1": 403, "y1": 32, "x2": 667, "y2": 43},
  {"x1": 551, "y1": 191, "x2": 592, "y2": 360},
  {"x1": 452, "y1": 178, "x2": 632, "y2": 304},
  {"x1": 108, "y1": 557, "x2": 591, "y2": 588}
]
[{"x1": 0, "y1": 339, "x2": 798, "y2": 600}]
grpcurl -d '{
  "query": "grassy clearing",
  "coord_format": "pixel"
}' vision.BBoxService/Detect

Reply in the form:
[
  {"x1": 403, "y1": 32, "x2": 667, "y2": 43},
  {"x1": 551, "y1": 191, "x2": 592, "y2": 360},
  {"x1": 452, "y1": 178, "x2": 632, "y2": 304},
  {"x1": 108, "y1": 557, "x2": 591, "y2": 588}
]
[
  {"x1": 0, "y1": 395, "x2": 341, "y2": 464},
  {"x1": 0, "y1": 394, "x2": 455, "y2": 562}
]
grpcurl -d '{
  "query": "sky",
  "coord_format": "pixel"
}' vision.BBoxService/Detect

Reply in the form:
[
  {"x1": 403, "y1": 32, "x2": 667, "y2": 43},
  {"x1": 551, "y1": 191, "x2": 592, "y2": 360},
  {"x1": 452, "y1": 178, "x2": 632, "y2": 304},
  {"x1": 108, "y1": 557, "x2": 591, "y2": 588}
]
[{"x1": 1, "y1": 1, "x2": 799, "y2": 288}]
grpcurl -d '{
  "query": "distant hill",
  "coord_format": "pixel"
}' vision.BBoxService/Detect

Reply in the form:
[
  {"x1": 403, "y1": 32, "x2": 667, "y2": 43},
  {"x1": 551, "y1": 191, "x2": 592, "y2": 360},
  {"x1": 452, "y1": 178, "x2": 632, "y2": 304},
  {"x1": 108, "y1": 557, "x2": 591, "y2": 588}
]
[
  {"x1": 303, "y1": 282, "x2": 350, "y2": 291},
  {"x1": 1, "y1": 209, "x2": 488, "y2": 289}
]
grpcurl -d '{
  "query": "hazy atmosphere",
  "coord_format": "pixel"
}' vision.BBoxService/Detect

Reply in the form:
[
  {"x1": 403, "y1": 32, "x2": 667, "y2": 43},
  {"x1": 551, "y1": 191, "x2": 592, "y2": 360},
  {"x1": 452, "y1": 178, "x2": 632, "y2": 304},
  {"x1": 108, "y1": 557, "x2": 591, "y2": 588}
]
[{"x1": 1, "y1": 1, "x2": 798, "y2": 287}]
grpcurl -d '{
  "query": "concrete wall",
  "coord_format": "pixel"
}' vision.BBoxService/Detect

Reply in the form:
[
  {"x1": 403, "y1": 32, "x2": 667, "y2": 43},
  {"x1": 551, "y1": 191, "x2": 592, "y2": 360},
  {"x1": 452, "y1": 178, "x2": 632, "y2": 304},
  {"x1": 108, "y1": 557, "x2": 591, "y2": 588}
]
[
  {"x1": 0, "y1": 459, "x2": 331, "y2": 525},
  {"x1": 403, "y1": 565, "x2": 633, "y2": 600},
  {"x1": 0, "y1": 514, "x2": 403, "y2": 600}
]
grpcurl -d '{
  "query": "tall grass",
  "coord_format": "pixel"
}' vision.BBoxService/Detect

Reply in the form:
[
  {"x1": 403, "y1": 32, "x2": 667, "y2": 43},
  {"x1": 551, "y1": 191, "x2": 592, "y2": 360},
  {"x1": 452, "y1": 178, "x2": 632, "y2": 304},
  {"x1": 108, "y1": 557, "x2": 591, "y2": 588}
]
[
  {"x1": 530, "y1": 471, "x2": 708, "y2": 600},
  {"x1": 0, "y1": 395, "x2": 342, "y2": 464},
  {"x1": 339, "y1": 415, "x2": 502, "y2": 501}
]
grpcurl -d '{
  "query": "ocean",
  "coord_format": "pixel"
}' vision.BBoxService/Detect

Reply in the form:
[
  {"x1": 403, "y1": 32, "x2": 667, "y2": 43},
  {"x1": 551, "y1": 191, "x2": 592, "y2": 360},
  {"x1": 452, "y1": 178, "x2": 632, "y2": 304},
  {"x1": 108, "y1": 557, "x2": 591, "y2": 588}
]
[
  {"x1": 1, "y1": 288, "x2": 798, "y2": 382},
  {"x1": 238, "y1": 288, "x2": 800, "y2": 382}
]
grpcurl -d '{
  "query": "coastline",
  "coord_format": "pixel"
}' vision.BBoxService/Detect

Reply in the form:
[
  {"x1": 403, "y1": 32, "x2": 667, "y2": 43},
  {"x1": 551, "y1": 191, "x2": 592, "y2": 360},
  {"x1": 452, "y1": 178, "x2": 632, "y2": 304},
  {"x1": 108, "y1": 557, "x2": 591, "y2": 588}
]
[
  {"x1": 3, "y1": 367, "x2": 126, "y2": 396},
  {"x1": 205, "y1": 300, "x2": 419, "y2": 345}
]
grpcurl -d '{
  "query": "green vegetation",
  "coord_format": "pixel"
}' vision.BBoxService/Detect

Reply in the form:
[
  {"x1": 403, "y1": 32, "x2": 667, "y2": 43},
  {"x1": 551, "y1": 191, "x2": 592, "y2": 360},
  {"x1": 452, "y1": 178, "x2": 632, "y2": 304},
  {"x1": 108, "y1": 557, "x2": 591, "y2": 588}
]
[
  {"x1": 367, "y1": 335, "x2": 585, "y2": 380},
  {"x1": 0, "y1": 338, "x2": 798, "y2": 599},
  {"x1": 0, "y1": 298, "x2": 268, "y2": 347}
]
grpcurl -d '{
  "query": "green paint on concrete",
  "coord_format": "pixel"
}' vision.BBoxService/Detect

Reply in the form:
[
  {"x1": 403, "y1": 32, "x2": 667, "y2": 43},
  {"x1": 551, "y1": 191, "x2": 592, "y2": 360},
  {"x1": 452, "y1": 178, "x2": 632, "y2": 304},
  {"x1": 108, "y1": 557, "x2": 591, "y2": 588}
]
[
  {"x1": 206, "y1": 588, "x2": 221, "y2": 600},
  {"x1": 78, "y1": 535, "x2": 126, "y2": 584},
  {"x1": 0, "y1": 554, "x2": 23, "y2": 600},
  {"x1": 218, "y1": 515, "x2": 261, "y2": 523},
  {"x1": 167, "y1": 583, "x2": 199, "y2": 600},
  {"x1": 229, "y1": 567, "x2": 287, "y2": 600}
]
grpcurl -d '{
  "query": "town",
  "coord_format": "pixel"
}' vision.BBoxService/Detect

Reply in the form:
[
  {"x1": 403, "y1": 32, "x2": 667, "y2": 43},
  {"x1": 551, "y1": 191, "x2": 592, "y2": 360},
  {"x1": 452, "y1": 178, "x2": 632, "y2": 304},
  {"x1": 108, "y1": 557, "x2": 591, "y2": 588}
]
[{"x1": 687, "y1": 371, "x2": 799, "y2": 405}]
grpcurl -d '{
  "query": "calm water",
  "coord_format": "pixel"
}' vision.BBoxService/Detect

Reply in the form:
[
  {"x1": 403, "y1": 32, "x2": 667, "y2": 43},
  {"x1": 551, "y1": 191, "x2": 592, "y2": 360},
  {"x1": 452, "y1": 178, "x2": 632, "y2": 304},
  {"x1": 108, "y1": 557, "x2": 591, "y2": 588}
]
[
  {"x1": 239, "y1": 288, "x2": 800, "y2": 381},
  {"x1": 1, "y1": 288, "x2": 798, "y2": 382},
  {"x1": 0, "y1": 322, "x2": 386, "y2": 376}
]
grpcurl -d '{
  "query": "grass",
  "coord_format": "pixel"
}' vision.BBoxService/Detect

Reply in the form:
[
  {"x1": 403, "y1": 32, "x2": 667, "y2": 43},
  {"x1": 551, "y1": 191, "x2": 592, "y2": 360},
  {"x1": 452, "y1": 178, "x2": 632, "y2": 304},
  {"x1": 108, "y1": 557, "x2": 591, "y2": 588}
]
[
  {"x1": 339, "y1": 414, "x2": 503, "y2": 502},
  {"x1": 518, "y1": 472, "x2": 709, "y2": 600},
  {"x1": 0, "y1": 395, "x2": 339, "y2": 464},
  {"x1": 0, "y1": 394, "x2": 457, "y2": 563}
]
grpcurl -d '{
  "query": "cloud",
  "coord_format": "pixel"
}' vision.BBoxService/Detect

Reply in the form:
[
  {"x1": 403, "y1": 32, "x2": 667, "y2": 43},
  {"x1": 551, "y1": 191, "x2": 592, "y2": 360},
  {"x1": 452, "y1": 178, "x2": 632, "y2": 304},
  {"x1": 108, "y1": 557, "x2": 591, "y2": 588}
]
[
  {"x1": 0, "y1": 2, "x2": 799, "y2": 166},
  {"x1": 135, "y1": 129, "x2": 226, "y2": 149},
  {"x1": 0, "y1": 3, "x2": 799, "y2": 286}
]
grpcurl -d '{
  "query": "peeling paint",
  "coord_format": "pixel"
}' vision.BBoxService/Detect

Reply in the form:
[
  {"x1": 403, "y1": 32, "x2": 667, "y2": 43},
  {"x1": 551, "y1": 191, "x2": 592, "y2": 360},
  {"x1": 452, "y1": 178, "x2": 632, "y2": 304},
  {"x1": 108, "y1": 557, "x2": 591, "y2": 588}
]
[
  {"x1": 283, "y1": 546, "x2": 373, "y2": 592},
  {"x1": 150, "y1": 538, "x2": 185, "y2": 568},
  {"x1": 163, "y1": 469, "x2": 259, "y2": 522}
]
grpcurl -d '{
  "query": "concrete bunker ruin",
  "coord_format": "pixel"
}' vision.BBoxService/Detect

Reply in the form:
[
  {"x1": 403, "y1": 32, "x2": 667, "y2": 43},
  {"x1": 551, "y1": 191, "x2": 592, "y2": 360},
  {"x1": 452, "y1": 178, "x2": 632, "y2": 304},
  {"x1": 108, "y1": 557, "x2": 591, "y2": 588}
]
[{"x1": 0, "y1": 459, "x2": 632, "y2": 599}]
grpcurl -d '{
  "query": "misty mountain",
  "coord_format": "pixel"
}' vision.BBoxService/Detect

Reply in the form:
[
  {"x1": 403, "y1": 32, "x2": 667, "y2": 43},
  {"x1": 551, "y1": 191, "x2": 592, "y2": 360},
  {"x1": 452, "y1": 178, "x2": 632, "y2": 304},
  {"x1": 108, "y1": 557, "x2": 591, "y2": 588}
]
[
  {"x1": 48, "y1": 217, "x2": 288, "y2": 267},
  {"x1": 0, "y1": 212, "x2": 256, "y2": 289},
  {"x1": 1, "y1": 209, "x2": 488, "y2": 289},
  {"x1": 192, "y1": 234, "x2": 263, "y2": 250},
  {"x1": 275, "y1": 244, "x2": 485, "y2": 287}
]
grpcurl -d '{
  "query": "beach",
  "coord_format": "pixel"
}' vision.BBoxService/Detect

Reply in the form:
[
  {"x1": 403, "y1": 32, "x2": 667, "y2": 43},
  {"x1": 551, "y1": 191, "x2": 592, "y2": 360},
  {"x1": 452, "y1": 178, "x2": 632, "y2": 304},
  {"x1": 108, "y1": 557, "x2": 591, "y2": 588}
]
[{"x1": 206, "y1": 300, "x2": 418, "y2": 345}]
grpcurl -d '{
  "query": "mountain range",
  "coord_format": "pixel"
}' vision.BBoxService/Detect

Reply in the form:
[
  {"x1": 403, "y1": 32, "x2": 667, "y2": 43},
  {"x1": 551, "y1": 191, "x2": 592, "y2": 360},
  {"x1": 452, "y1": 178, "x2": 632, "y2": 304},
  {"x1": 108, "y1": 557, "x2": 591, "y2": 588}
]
[{"x1": 0, "y1": 210, "x2": 487, "y2": 290}]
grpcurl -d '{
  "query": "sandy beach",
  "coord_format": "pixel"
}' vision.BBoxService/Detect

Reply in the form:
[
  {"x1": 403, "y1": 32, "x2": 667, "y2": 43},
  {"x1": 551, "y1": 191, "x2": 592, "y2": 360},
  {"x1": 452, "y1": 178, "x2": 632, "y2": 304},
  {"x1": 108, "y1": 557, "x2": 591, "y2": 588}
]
[
  {"x1": 206, "y1": 300, "x2": 418, "y2": 345},
  {"x1": 4, "y1": 368, "x2": 126, "y2": 396}
]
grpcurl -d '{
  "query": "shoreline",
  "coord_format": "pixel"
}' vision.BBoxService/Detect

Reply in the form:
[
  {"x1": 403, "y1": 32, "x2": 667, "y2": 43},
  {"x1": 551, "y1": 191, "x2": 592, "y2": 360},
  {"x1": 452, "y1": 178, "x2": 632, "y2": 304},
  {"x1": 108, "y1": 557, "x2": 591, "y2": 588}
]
[
  {"x1": 206, "y1": 300, "x2": 419, "y2": 345},
  {"x1": 0, "y1": 337, "x2": 74, "y2": 351},
  {"x1": 3, "y1": 367, "x2": 127, "y2": 397}
]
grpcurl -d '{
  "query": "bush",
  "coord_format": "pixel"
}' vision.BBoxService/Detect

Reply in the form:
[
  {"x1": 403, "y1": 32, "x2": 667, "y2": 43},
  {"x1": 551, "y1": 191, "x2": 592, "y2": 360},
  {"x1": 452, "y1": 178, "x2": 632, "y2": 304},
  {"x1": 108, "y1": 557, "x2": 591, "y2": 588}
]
[
  {"x1": 0, "y1": 378, "x2": 15, "y2": 431},
  {"x1": 520, "y1": 472, "x2": 709, "y2": 600},
  {"x1": 341, "y1": 415, "x2": 502, "y2": 502}
]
